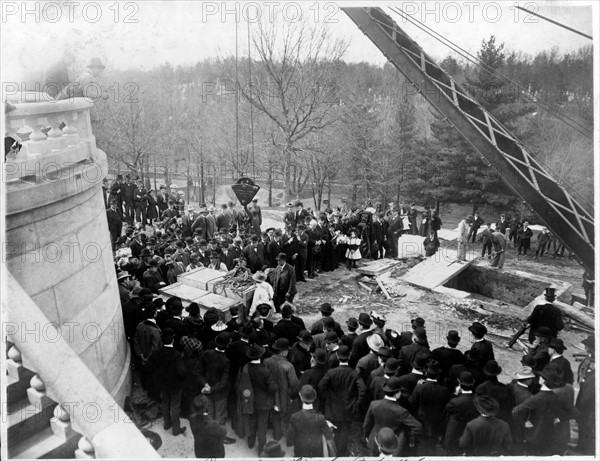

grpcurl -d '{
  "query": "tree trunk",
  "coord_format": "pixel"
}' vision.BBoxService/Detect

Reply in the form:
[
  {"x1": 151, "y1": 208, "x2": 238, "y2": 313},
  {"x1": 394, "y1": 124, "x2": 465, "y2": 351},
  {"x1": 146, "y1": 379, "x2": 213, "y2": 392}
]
[
  {"x1": 267, "y1": 159, "x2": 273, "y2": 207},
  {"x1": 282, "y1": 147, "x2": 292, "y2": 204},
  {"x1": 153, "y1": 155, "x2": 157, "y2": 191},
  {"x1": 144, "y1": 158, "x2": 151, "y2": 190}
]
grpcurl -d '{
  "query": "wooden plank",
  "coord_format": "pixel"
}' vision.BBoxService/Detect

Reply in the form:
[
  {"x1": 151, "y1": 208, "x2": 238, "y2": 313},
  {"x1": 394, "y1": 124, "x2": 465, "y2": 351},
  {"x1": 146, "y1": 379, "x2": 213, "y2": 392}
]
[
  {"x1": 356, "y1": 258, "x2": 402, "y2": 276},
  {"x1": 376, "y1": 277, "x2": 392, "y2": 300},
  {"x1": 401, "y1": 248, "x2": 477, "y2": 290}
]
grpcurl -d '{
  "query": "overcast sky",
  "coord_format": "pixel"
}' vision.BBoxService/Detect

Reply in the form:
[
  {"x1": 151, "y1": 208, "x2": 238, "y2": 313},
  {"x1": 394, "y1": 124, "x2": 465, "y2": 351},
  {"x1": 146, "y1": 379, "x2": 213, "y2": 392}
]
[{"x1": 1, "y1": 1, "x2": 595, "y2": 82}]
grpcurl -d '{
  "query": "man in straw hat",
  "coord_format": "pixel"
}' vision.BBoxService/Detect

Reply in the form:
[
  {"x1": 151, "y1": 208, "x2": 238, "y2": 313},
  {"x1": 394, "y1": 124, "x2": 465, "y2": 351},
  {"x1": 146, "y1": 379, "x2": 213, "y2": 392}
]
[
  {"x1": 286, "y1": 384, "x2": 335, "y2": 457},
  {"x1": 512, "y1": 364, "x2": 568, "y2": 455},
  {"x1": 459, "y1": 395, "x2": 512, "y2": 455},
  {"x1": 507, "y1": 366, "x2": 536, "y2": 455},
  {"x1": 364, "y1": 376, "x2": 422, "y2": 456}
]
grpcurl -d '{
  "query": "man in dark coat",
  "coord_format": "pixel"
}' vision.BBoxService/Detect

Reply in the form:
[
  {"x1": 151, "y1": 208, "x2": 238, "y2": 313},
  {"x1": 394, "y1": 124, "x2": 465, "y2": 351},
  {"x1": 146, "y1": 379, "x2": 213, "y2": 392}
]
[
  {"x1": 196, "y1": 332, "x2": 232, "y2": 429},
  {"x1": 318, "y1": 346, "x2": 367, "y2": 456},
  {"x1": 266, "y1": 230, "x2": 284, "y2": 268},
  {"x1": 443, "y1": 371, "x2": 479, "y2": 455},
  {"x1": 142, "y1": 259, "x2": 166, "y2": 293},
  {"x1": 288, "y1": 330, "x2": 313, "y2": 377},
  {"x1": 294, "y1": 201, "x2": 309, "y2": 229},
  {"x1": 495, "y1": 213, "x2": 509, "y2": 235},
  {"x1": 459, "y1": 396, "x2": 512, "y2": 456},
  {"x1": 163, "y1": 300, "x2": 187, "y2": 352},
  {"x1": 133, "y1": 303, "x2": 162, "y2": 399},
  {"x1": 273, "y1": 305, "x2": 302, "y2": 346},
  {"x1": 474, "y1": 360, "x2": 513, "y2": 423},
  {"x1": 398, "y1": 326, "x2": 430, "y2": 376},
  {"x1": 106, "y1": 200, "x2": 123, "y2": 247},
  {"x1": 507, "y1": 366, "x2": 536, "y2": 455},
  {"x1": 263, "y1": 338, "x2": 299, "y2": 441},
  {"x1": 386, "y1": 208, "x2": 403, "y2": 258},
  {"x1": 363, "y1": 377, "x2": 422, "y2": 456},
  {"x1": 547, "y1": 337, "x2": 573, "y2": 385},
  {"x1": 468, "y1": 211, "x2": 485, "y2": 243},
  {"x1": 468, "y1": 322, "x2": 495, "y2": 365},
  {"x1": 121, "y1": 174, "x2": 137, "y2": 225},
  {"x1": 291, "y1": 349, "x2": 329, "y2": 412},
  {"x1": 310, "y1": 303, "x2": 344, "y2": 337},
  {"x1": 349, "y1": 313, "x2": 377, "y2": 368},
  {"x1": 512, "y1": 365, "x2": 568, "y2": 456},
  {"x1": 235, "y1": 344, "x2": 277, "y2": 454},
  {"x1": 444, "y1": 349, "x2": 485, "y2": 392},
  {"x1": 271, "y1": 253, "x2": 297, "y2": 311},
  {"x1": 397, "y1": 351, "x2": 429, "y2": 399},
  {"x1": 146, "y1": 328, "x2": 187, "y2": 436},
  {"x1": 526, "y1": 287, "x2": 564, "y2": 343},
  {"x1": 408, "y1": 362, "x2": 451, "y2": 454},
  {"x1": 287, "y1": 384, "x2": 335, "y2": 457},
  {"x1": 430, "y1": 330, "x2": 465, "y2": 383}
]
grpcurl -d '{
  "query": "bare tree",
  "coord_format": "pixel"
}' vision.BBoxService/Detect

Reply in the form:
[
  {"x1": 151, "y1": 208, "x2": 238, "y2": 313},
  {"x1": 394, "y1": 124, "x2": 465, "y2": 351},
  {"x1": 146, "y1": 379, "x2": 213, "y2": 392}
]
[{"x1": 231, "y1": 17, "x2": 349, "y2": 203}]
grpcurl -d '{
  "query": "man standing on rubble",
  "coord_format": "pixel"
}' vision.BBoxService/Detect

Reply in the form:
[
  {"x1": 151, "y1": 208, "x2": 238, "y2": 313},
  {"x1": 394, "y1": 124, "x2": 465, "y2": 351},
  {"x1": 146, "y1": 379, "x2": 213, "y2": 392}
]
[{"x1": 526, "y1": 287, "x2": 564, "y2": 344}]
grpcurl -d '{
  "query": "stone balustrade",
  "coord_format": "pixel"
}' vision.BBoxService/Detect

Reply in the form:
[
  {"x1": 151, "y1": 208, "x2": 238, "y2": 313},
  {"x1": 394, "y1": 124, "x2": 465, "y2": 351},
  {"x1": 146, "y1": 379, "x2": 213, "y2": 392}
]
[
  {"x1": 4, "y1": 97, "x2": 99, "y2": 183},
  {"x1": 6, "y1": 274, "x2": 161, "y2": 459}
]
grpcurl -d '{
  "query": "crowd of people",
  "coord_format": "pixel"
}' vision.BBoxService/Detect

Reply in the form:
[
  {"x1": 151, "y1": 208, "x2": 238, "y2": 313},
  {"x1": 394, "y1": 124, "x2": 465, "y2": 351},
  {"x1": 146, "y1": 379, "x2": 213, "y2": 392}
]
[{"x1": 108, "y1": 183, "x2": 595, "y2": 458}]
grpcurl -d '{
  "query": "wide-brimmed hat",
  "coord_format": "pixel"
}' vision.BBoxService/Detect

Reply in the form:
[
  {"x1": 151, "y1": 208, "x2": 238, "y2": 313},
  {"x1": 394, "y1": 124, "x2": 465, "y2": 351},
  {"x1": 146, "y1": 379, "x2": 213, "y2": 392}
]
[
  {"x1": 483, "y1": 360, "x2": 502, "y2": 376},
  {"x1": 411, "y1": 317, "x2": 425, "y2": 329},
  {"x1": 336, "y1": 345, "x2": 350, "y2": 360},
  {"x1": 252, "y1": 271, "x2": 267, "y2": 282},
  {"x1": 465, "y1": 215, "x2": 474, "y2": 223},
  {"x1": 246, "y1": 344, "x2": 265, "y2": 360},
  {"x1": 376, "y1": 427, "x2": 399, "y2": 455},
  {"x1": 215, "y1": 332, "x2": 231, "y2": 349},
  {"x1": 447, "y1": 330, "x2": 461, "y2": 345},
  {"x1": 297, "y1": 330, "x2": 313, "y2": 344},
  {"x1": 319, "y1": 303, "x2": 334, "y2": 314},
  {"x1": 534, "y1": 326, "x2": 553, "y2": 338},
  {"x1": 514, "y1": 366, "x2": 535, "y2": 380},
  {"x1": 211, "y1": 320, "x2": 227, "y2": 332},
  {"x1": 256, "y1": 303, "x2": 271, "y2": 316},
  {"x1": 367, "y1": 333, "x2": 384, "y2": 352},
  {"x1": 384, "y1": 358, "x2": 400, "y2": 375},
  {"x1": 538, "y1": 364, "x2": 564, "y2": 388},
  {"x1": 262, "y1": 441, "x2": 285, "y2": 457},
  {"x1": 116, "y1": 271, "x2": 131, "y2": 281},
  {"x1": 382, "y1": 376, "x2": 403, "y2": 393},
  {"x1": 272, "y1": 338, "x2": 290, "y2": 351},
  {"x1": 548, "y1": 337, "x2": 567, "y2": 353},
  {"x1": 474, "y1": 395, "x2": 499, "y2": 417},
  {"x1": 299, "y1": 384, "x2": 317, "y2": 403},
  {"x1": 468, "y1": 322, "x2": 487, "y2": 336},
  {"x1": 464, "y1": 349, "x2": 481, "y2": 364}
]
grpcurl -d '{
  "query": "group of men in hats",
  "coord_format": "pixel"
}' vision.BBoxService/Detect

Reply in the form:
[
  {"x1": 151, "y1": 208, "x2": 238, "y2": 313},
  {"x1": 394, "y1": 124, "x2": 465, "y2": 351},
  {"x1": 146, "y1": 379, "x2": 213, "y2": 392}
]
[{"x1": 122, "y1": 284, "x2": 595, "y2": 458}]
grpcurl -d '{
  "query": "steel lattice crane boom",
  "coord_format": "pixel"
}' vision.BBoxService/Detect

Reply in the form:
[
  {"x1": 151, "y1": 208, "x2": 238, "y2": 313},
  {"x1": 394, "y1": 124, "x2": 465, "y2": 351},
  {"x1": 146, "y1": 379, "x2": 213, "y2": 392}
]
[{"x1": 342, "y1": 7, "x2": 594, "y2": 273}]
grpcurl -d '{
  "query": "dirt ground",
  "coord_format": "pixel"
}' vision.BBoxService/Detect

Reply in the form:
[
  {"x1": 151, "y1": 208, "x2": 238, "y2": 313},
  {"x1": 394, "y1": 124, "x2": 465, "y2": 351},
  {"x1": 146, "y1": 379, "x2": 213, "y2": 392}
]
[{"x1": 150, "y1": 205, "x2": 593, "y2": 458}]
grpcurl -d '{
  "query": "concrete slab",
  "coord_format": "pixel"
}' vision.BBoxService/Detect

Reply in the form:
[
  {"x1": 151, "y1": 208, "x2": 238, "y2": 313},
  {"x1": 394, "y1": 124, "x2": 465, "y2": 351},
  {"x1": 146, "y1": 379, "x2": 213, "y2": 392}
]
[
  {"x1": 437, "y1": 228, "x2": 458, "y2": 241},
  {"x1": 397, "y1": 234, "x2": 425, "y2": 258},
  {"x1": 158, "y1": 283, "x2": 210, "y2": 303},
  {"x1": 432, "y1": 286, "x2": 472, "y2": 299},
  {"x1": 401, "y1": 248, "x2": 478, "y2": 290}
]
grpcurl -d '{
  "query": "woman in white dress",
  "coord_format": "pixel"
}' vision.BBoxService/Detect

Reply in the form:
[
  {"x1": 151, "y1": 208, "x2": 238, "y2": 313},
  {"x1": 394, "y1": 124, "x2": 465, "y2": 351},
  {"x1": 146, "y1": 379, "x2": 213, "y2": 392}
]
[
  {"x1": 249, "y1": 270, "x2": 275, "y2": 320},
  {"x1": 345, "y1": 229, "x2": 362, "y2": 270}
]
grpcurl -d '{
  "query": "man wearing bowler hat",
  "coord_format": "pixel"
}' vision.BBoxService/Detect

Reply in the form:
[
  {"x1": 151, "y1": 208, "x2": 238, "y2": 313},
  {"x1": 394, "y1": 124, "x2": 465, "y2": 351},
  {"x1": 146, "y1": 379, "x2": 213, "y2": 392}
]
[
  {"x1": 431, "y1": 330, "x2": 465, "y2": 383},
  {"x1": 468, "y1": 322, "x2": 495, "y2": 365},
  {"x1": 443, "y1": 371, "x2": 479, "y2": 454},
  {"x1": 523, "y1": 326, "x2": 553, "y2": 371},
  {"x1": 349, "y1": 312, "x2": 379, "y2": 368},
  {"x1": 369, "y1": 354, "x2": 398, "y2": 401},
  {"x1": 547, "y1": 337, "x2": 573, "y2": 384},
  {"x1": 310, "y1": 303, "x2": 344, "y2": 337},
  {"x1": 286, "y1": 384, "x2": 334, "y2": 457},
  {"x1": 288, "y1": 330, "x2": 313, "y2": 377},
  {"x1": 263, "y1": 338, "x2": 299, "y2": 441},
  {"x1": 460, "y1": 396, "x2": 512, "y2": 456},
  {"x1": 375, "y1": 428, "x2": 401, "y2": 458},
  {"x1": 272, "y1": 252, "x2": 297, "y2": 312},
  {"x1": 196, "y1": 333, "x2": 234, "y2": 443},
  {"x1": 363, "y1": 376, "x2": 422, "y2": 456},
  {"x1": 319, "y1": 345, "x2": 367, "y2": 456},
  {"x1": 526, "y1": 287, "x2": 564, "y2": 344},
  {"x1": 408, "y1": 361, "x2": 451, "y2": 454},
  {"x1": 474, "y1": 360, "x2": 512, "y2": 422},
  {"x1": 235, "y1": 344, "x2": 277, "y2": 454}
]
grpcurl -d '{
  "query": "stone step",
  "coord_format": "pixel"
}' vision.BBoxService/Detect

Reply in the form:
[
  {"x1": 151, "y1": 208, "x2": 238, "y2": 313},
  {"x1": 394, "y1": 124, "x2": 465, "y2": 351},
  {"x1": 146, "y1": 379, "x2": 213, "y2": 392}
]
[
  {"x1": 7, "y1": 372, "x2": 34, "y2": 404},
  {"x1": 7, "y1": 398, "x2": 57, "y2": 446},
  {"x1": 8, "y1": 426, "x2": 79, "y2": 459}
]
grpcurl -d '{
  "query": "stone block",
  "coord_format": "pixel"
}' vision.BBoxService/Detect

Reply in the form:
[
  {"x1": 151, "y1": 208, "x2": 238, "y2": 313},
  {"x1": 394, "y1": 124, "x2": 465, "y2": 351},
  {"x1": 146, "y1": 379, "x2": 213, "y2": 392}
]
[
  {"x1": 31, "y1": 289, "x2": 60, "y2": 325},
  {"x1": 78, "y1": 342, "x2": 103, "y2": 378},
  {"x1": 50, "y1": 418, "x2": 75, "y2": 441},
  {"x1": 27, "y1": 387, "x2": 53, "y2": 407}
]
